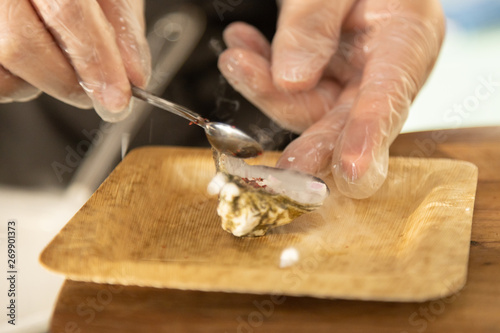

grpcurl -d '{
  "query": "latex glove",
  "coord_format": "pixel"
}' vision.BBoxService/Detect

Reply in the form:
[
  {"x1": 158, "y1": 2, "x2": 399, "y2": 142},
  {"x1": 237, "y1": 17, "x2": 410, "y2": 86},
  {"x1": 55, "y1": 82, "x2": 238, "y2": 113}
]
[
  {"x1": 218, "y1": 0, "x2": 445, "y2": 198},
  {"x1": 0, "y1": 0, "x2": 150, "y2": 122}
]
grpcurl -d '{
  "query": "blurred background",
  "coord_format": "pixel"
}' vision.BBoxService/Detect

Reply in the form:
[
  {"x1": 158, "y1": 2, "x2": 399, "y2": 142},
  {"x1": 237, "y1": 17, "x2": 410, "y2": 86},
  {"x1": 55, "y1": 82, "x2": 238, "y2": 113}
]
[{"x1": 0, "y1": 0, "x2": 499, "y2": 332}]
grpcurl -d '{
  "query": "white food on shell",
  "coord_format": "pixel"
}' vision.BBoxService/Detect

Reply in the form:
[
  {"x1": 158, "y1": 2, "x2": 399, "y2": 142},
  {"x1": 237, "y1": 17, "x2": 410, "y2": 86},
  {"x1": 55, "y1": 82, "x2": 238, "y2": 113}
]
[
  {"x1": 208, "y1": 153, "x2": 329, "y2": 237},
  {"x1": 207, "y1": 172, "x2": 228, "y2": 195},
  {"x1": 217, "y1": 182, "x2": 261, "y2": 236}
]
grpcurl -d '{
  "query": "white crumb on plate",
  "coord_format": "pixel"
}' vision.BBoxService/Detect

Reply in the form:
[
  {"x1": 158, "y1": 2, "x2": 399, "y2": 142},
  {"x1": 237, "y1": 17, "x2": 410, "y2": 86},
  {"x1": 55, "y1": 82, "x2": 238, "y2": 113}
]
[
  {"x1": 279, "y1": 247, "x2": 300, "y2": 268},
  {"x1": 287, "y1": 157, "x2": 296, "y2": 162}
]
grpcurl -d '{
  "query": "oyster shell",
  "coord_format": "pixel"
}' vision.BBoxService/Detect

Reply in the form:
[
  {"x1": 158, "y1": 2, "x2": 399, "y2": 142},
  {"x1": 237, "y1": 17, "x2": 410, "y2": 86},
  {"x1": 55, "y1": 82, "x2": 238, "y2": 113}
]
[{"x1": 208, "y1": 153, "x2": 329, "y2": 237}]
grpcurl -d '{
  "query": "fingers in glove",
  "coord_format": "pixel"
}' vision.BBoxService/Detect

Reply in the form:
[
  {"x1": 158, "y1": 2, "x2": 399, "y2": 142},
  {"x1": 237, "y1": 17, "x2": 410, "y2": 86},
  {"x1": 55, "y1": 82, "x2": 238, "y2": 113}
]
[
  {"x1": 276, "y1": 80, "x2": 359, "y2": 176},
  {"x1": 0, "y1": 1, "x2": 91, "y2": 108},
  {"x1": 333, "y1": 11, "x2": 445, "y2": 199},
  {"x1": 0, "y1": 65, "x2": 41, "y2": 103},
  {"x1": 219, "y1": 47, "x2": 341, "y2": 133},
  {"x1": 272, "y1": 0, "x2": 355, "y2": 92},
  {"x1": 31, "y1": 0, "x2": 134, "y2": 121},
  {"x1": 97, "y1": 0, "x2": 151, "y2": 88},
  {"x1": 223, "y1": 22, "x2": 272, "y2": 60}
]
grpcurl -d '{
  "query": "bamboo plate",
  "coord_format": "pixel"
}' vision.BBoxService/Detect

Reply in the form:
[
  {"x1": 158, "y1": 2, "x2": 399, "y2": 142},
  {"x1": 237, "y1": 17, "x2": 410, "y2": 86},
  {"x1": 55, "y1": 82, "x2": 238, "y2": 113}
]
[{"x1": 40, "y1": 147, "x2": 478, "y2": 301}]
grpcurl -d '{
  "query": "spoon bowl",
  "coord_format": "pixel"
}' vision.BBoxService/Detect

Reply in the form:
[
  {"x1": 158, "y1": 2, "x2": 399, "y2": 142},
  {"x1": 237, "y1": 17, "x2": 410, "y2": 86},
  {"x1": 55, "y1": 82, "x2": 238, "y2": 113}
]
[{"x1": 204, "y1": 122, "x2": 262, "y2": 158}]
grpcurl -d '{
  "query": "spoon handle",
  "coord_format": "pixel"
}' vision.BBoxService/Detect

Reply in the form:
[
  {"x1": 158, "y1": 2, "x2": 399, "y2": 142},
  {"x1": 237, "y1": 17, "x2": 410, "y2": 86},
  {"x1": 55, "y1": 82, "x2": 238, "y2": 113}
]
[{"x1": 131, "y1": 86, "x2": 205, "y2": 126}]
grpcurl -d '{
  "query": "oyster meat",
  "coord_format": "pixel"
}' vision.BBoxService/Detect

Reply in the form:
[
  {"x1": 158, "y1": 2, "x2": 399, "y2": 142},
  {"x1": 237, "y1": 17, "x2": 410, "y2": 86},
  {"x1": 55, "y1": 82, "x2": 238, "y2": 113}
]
[{"x1": 207, "y1": 153, "x2": 329, "y2": 237}]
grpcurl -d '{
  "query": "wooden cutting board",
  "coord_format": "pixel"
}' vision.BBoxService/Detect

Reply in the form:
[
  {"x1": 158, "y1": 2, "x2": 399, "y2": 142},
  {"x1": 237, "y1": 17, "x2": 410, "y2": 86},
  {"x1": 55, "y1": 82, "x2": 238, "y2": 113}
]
[{"x1": 40, "y1": 147, "x2": 478, "y2": 301}]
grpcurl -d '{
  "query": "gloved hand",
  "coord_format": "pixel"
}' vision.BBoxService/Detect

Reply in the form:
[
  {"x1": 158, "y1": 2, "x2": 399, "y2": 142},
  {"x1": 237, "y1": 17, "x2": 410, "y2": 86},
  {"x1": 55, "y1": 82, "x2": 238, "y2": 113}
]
[
  {"x1": 218, "y1": 0, "x2": 445, "y2": 199},
  {"x1": 0, "y1": 0, "x2": 150, "y2": 122}
]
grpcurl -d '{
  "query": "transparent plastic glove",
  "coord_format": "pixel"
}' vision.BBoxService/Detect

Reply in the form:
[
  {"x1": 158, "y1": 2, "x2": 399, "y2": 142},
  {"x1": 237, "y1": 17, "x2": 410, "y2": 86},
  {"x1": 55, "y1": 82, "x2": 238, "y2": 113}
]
[
  {"x1": 0, "y1": 0, "x2": 150, "y2": 122},
  {"x1": 218, "y1": 0, "x2": 445, "y2": 198}
]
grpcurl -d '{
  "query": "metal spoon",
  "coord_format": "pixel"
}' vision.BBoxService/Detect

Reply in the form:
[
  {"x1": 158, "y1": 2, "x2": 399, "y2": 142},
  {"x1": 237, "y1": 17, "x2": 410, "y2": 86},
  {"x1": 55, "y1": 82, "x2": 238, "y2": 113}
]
[{"x1": 131, "y1": 87, "x2": 263, "y2": 158}]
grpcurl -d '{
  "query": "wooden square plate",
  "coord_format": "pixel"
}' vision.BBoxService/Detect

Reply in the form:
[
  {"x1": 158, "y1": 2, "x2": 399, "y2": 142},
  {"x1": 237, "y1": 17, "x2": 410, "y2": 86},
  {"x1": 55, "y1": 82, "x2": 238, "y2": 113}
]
[{"x1": 40, "y1": 147, "x2": 478, "y2": 301}]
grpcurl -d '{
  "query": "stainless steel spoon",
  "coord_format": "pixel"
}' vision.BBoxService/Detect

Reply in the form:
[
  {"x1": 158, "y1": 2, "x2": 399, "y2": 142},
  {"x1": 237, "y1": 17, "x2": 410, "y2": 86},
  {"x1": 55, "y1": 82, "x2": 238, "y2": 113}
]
[{"x1": 131, "y1": 87, "x2": 263, "y2": 158}]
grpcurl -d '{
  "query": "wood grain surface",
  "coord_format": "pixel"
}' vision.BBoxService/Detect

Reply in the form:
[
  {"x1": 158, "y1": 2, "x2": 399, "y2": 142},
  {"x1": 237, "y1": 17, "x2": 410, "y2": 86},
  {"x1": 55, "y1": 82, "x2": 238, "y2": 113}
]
[
  {"x1": 49, "y1": 127, "x2": 500, "y2": 333},
  {"x1": 41, "y1": 149, "x2": 477, "y2": 301}
]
